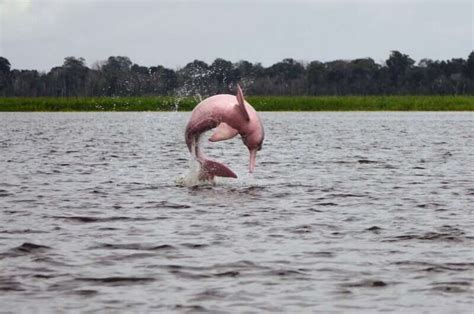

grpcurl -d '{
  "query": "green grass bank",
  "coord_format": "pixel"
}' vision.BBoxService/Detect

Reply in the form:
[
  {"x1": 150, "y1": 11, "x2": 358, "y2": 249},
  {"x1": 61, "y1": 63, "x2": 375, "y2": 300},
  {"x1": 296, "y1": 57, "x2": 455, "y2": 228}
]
[{"x1": 0, "y1": 96, "x2": 473, "y2": 111}]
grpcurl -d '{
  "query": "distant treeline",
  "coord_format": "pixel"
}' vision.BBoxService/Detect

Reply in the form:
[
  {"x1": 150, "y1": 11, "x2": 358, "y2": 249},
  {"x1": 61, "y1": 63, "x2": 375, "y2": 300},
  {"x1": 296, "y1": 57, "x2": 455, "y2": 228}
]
[{"x1": 0, "y1": 51, "x2": 473, "y2": 97}]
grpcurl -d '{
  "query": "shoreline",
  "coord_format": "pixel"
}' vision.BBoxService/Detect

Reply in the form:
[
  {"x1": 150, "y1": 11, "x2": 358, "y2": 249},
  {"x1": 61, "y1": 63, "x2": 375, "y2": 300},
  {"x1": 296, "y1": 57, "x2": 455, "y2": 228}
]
[{"x1": 0, "y1": 95, "x2": 473, "y2": 112}]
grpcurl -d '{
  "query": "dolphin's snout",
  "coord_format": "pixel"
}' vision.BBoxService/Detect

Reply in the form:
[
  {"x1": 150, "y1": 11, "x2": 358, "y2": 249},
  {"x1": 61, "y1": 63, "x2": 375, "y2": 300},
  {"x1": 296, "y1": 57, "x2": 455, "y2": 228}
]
[{"x1": 249, "y1": 149, "x2": 257, "y2": 173}]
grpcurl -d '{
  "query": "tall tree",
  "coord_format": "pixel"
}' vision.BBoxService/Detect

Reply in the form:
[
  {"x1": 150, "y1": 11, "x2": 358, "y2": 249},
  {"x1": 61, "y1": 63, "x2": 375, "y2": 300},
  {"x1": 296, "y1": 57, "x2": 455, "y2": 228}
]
[
  {"x1": 0, "y1": 57, "x2": 12, "y2": 96},
  {"x1": 349, "y1": 58, "x2": 380, "y2": 94},
  {"x1": 465, "y1": 51, "x2": 474, "y2": 79},
  {"x1": 210, "y1": 58, "x2": 239, "y2": 93},
  {"x1": 149, "y1": 65, "x2": 178, "y2": 95},
  {"x1": 386, "y1": 51, "x2": 415, "y2": 90},
  {"x1": 306, "y1": 61, "x2": 326, "y2": 95},
  {"x1": 266, "y1": 58, "x2": 305, "y2": 94},
  {"x1": 177, "y1": 60, "x2": 212, "y2": 97},
  {"x1": 101, "y1": 56, "x2": 133, "y2": 96},
  {"x1": 63, "y1": 57, "x2": 89, "y2": 96},
  {"x1": 325, "y1": 60, "x2": 350, "y2": 95}
]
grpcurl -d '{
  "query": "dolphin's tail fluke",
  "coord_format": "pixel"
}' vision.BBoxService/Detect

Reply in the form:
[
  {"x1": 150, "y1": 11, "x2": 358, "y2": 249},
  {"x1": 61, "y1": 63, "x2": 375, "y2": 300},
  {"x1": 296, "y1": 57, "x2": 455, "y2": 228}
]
[{"x1": 198, "y1": 158, "x2": 237, "y2": 181}]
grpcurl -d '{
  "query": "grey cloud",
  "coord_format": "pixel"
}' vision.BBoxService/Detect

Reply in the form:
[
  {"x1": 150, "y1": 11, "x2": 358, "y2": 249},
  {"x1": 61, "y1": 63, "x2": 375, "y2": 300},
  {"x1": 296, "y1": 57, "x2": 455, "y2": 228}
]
[{"x1": 0, "y1": 0, "x2": 472, "y2": 71}]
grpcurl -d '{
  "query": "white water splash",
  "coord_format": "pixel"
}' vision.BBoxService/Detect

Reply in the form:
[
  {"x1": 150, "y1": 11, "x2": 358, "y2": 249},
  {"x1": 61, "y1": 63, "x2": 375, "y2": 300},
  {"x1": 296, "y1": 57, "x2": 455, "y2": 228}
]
[{"x1": 175, "y1": 158, "x2": 216, "y2": 187}]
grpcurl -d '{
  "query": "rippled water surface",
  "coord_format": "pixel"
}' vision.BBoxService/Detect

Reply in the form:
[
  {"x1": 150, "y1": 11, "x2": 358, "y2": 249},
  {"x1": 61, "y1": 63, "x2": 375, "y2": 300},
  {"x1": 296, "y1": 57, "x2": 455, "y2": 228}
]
[{"x1": 0, "y1": 112, "x2": 473, "y2": 313}]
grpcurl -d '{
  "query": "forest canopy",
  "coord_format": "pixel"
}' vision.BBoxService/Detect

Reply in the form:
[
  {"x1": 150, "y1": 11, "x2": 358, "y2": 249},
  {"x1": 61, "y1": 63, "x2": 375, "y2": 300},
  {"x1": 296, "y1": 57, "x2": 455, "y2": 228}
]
[{"x1": 0, "y1": 51, "x2": 473, "y2": 97}]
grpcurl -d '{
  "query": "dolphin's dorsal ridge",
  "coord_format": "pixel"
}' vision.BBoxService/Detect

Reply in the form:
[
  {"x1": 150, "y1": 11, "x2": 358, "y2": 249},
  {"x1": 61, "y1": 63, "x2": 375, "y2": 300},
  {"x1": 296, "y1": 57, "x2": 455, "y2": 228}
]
[{"x1": 236, "y1": 84, "x2": 250, "y2": 121}]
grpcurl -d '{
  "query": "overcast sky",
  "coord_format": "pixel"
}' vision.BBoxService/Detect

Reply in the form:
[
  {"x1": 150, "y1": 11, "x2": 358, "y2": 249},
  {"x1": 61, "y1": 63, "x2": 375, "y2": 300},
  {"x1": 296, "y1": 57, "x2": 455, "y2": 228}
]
[{"x1": 0, "y1": 0, "x2": 472, "y2": 71}]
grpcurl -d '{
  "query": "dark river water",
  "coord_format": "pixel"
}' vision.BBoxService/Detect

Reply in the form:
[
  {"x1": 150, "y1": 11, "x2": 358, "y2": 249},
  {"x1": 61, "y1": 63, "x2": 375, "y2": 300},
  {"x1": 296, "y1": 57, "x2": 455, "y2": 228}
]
[{"x1": 0, "y1": 112, "x2": 472, "y2": 313}]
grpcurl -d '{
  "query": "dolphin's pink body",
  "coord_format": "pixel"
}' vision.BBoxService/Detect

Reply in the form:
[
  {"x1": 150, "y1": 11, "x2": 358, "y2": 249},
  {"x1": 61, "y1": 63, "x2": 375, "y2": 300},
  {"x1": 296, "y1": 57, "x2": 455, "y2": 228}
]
[{"x1": 185, "y1": 85, "x2": 264, "y2": 181}]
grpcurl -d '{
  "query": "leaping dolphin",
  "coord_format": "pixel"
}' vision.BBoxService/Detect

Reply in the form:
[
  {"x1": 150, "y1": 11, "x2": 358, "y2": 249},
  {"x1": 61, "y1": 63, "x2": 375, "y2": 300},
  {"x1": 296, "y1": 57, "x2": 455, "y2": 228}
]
[{"x1": 185, "y1": 84, "x2": 264, "y2": 181}]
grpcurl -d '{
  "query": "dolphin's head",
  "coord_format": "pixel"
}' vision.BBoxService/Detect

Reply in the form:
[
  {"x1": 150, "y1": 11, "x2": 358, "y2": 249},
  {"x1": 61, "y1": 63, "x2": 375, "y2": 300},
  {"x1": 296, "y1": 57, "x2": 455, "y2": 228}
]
[
  {"x1": 241, "y1": 126, "x2": 264, "y2": 173},
  {"x1": 235, "y1": 84, "x2": 264, "y2": 173}
]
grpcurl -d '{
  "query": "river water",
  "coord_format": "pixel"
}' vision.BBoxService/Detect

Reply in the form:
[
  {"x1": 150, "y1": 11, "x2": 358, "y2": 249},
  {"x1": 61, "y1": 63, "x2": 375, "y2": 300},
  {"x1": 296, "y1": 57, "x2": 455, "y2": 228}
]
[{"x1": 0, "y1": 112, "x2": 472, "y2": 313}]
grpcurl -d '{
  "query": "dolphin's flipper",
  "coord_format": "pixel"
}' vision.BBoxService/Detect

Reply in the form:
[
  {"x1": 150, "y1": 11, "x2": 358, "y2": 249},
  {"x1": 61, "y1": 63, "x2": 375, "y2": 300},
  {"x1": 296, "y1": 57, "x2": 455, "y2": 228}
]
[
  {"x1": 199, "y1": 159, "x2": 238, "y2": 180},
  {"x1": 209, "y1": 122, "x2": 239, "y2": 142}
]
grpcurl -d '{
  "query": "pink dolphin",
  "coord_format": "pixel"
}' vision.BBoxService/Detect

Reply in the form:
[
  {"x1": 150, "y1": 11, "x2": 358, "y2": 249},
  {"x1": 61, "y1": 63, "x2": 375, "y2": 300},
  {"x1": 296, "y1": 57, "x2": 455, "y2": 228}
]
[{"x1": 185, "y1": 84, "x2": 264, "y2": 181}]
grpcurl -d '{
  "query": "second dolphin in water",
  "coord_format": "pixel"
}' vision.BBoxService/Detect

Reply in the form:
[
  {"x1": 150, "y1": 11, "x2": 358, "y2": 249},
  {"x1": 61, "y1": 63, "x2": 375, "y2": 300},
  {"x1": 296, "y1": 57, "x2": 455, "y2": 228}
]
[{"x1": 185, "y1": 84, "x2": 264, "y2": 181}]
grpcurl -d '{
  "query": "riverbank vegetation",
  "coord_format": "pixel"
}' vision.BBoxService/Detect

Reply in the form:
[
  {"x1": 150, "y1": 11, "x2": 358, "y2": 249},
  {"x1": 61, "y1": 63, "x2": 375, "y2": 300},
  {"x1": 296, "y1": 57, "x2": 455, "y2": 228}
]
[
  {"x1": 0, "y1": 96, "x2": 472, "y2": 111},
  {"x1": 1, "y1": 51, "x2": 474, "y2": 98}
]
